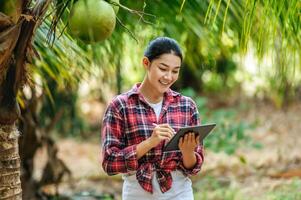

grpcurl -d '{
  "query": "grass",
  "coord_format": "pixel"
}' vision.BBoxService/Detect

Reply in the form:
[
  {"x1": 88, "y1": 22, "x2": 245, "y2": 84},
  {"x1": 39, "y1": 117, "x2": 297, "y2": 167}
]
[
  {"x1": 193, "y1": 176, "x2": 244, "y2": 200},
  {"x1": 193, "y1": 176, "x2": 301, "y2": 200},
  {"x1": 265, "y1": 178, "x2": 301, "y2": 200}
]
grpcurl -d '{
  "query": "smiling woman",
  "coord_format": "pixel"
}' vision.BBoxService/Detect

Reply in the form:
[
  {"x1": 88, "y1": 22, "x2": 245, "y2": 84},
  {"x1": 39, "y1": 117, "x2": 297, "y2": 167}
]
[{"x1": 101, "y1": 37, "x2": 204, "y2": 200}]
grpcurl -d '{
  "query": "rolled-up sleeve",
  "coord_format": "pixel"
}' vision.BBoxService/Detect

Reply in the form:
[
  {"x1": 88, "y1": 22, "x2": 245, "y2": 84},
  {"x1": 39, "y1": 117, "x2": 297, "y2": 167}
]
[
  {"x1": 101, "y1": 100, "x2": 138, "y2": 175},
  {"x1": 179, "y1": 98, "x2": 204, "y2": 176}
]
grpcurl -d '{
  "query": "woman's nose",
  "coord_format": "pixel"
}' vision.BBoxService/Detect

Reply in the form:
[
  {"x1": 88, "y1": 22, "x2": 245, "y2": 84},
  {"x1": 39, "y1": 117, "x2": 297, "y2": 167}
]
[{"x1": 163, "y1": 72, "x2": 172, "y2": 80}]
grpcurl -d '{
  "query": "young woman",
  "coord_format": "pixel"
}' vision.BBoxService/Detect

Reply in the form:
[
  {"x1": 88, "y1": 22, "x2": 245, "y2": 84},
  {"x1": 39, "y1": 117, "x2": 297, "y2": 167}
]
[{"x1": 101, "y1": 37, "x2": 204, "y2": 200}]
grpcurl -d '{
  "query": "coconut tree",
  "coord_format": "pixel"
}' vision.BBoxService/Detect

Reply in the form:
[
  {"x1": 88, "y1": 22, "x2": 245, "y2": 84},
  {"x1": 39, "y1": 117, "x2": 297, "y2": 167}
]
[
  {"x1": 0, "y1": 0, "x2": 54, "y2": 198},
  {"x1": 18, "y1": 15, "x2": 100, "y2": 198},
  {"x1": 0, "y1": 0, "x2": 118, "y2": 198}
]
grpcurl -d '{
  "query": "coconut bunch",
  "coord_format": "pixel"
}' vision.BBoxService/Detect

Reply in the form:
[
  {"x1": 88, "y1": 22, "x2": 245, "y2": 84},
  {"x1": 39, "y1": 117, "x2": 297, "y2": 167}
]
[{"x1": 68, "y1": 0, "x2": 119, "y2": 43}]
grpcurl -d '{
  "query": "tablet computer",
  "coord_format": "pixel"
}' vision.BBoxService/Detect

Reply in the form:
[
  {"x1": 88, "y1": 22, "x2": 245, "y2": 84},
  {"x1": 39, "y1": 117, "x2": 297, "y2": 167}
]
[{"x1": 163, "y1": 123, "x2": 216, "y2": 152}]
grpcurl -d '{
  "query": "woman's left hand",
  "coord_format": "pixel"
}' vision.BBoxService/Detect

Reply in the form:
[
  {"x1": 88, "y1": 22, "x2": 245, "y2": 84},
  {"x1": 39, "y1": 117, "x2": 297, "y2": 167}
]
[{"x1": 178, "y1": 132, "x2": 200, "y2": 154}]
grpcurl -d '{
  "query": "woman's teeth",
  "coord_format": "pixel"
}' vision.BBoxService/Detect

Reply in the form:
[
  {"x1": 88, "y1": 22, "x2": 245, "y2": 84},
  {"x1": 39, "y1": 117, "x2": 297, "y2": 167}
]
[{"x1": 160, "y1": 81, "x2": 169, "y2": 85}]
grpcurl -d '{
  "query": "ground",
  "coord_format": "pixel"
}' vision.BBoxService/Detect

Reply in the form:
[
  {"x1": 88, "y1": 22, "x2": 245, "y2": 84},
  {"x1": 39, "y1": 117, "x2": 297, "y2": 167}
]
[{"x1": 33, "y1": 100, "x2": 301, "y2": 200}]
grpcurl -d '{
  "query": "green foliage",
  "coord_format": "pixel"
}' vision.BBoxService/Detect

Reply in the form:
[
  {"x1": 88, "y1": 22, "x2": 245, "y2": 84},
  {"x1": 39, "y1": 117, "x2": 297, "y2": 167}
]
[
  {"x1": 39, "y1": 81, "x2": 88, "y2": 137},
  {"x1": 32, "y1": 17, "x2": 96, "y2": 137},
  {"x1": 33, "y1": 18, "x2": 92, "y2": 90},
  {"x1": 181, "y1": 88, "x2": 258, "y2": 154},
  {"x1": 266, "y1": 178, "x2": 301, "y2": 200},
  {"x1": 205, "y1": 0, "x2": 301, "y2": 106},
  {"x1": 44, "y1": 0, "x2": 301, "y2": 106}
]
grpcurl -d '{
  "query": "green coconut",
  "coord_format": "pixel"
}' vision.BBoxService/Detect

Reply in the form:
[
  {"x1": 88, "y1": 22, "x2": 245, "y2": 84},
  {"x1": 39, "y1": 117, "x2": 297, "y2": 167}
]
[{"x1": 68, "y1": 0, "x2": 116, "y2": 43}]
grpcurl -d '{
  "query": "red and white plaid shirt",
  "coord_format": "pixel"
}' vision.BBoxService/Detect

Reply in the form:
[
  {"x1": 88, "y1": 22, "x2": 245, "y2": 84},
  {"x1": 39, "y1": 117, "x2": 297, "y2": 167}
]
[{"x1": 101, "y1": 83, "x2": 204, "y2": 193}]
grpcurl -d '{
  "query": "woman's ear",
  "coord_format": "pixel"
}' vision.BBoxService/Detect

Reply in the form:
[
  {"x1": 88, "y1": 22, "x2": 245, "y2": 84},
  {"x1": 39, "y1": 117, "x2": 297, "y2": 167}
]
[{"x1": 142, "y1": 57, "x2": 150, "y2": 69}]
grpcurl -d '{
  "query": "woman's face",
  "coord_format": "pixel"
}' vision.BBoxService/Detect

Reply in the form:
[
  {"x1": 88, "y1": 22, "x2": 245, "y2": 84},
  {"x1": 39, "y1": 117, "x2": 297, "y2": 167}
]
[{"x1": 143, "y1": 53, "x2": 181, "y2": 95}]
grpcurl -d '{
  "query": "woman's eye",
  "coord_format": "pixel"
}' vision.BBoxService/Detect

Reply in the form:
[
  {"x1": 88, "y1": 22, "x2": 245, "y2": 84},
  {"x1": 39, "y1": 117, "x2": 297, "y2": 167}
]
[
  {"x1": 172, "y1": 71, "x2": 179, "y2": 74},
  {"x1": 159, "y1": 67, "x2": 167, "y2": 71}
]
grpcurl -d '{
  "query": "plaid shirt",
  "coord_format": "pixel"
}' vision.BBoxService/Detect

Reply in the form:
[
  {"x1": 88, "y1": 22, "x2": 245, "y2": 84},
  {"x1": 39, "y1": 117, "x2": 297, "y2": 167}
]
[{"x1": 101, "y1": 83, "x2": 204, "y2": 193}]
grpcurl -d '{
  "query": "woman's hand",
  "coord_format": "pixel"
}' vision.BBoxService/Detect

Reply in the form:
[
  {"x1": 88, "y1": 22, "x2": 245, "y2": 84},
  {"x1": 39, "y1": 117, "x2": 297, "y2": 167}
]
[
  {"x1": 137, "y1": 123, "x2": 174, "y2": 159},
  {"x1": 179, "y1": 132, "x2": 200, "y2": 153},
  {"x1": 148, "y1": 123, "x2": 175, "y2": 148},
  {"x1": 179, "y1": 132, "x2": 200, "y2": 169}
]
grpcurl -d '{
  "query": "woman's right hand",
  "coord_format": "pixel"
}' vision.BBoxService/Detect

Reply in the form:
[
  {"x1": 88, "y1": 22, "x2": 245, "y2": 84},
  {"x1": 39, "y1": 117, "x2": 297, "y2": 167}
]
[{"x1": 148, "y1": 124, "x2": 175, "y2": 148}]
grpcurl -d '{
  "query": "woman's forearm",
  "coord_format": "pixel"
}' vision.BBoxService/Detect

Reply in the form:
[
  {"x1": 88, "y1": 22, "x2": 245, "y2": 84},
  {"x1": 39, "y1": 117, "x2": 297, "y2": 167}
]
[
  {"x1": 182, "y1": 151, "x2": 197, "y2": 169},
  {"x1": 136, "y1": 139, "x2": 154, "y2": 159}
]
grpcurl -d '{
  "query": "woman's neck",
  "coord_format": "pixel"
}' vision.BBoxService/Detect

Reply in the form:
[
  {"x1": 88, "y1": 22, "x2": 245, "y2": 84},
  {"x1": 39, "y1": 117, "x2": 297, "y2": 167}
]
[{"x1": 139, "y1": 81, "x2": 163, "y2": 104}]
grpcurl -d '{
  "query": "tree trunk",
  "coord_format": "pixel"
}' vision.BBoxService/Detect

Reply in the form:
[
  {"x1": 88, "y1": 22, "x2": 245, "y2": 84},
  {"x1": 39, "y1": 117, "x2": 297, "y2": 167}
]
[
  {"x1": 18, "y1": 88, "x2": 43, "y2": 200},
  {"x1": 0, "y1": 0, "x2": 52, "y2": 199},
  {"x1": 0, "y1": 125, "x2": 22, "y2": 200}
]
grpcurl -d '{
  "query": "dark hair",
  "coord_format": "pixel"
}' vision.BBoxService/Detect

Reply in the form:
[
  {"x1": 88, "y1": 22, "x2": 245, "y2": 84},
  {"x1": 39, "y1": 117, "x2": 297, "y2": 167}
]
[{"x1": 144, "y1": 37, "x2": 183, "y2": 62}]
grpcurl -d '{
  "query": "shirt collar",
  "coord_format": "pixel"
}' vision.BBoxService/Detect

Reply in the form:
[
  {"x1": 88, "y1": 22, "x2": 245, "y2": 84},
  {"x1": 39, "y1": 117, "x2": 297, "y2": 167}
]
[{"x1": 127, "y1": 83, "x2": 180, "y2": 101}]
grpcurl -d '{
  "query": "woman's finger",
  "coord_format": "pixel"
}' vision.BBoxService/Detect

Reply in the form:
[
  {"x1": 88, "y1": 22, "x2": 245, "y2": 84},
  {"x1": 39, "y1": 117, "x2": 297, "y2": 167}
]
[
  {"x1": 157, "y1": 131, "x2": 172, "y2": 139},
  {"x1": 195, "y1": 135, "x2": 200, "y2": 145},
  {"x1": 189, "y1": 133, "x2": 194, "y2": 142},
  {"x1": 157, "y1": 127, "x2": 173, "y2": 133},
  {"x1": 184, "y1": 134, "x2": 188, "y2": 142},
  {"x1": 179, "y1": 137, "x2": 183, "y2": 146},
  {"x1": 157, "y1": 128, "x2": 174, "y2": 138},
  {"x1": 161, "y1": 136, "x2": 172, "y2": 140},
  {"x1": 158, "y1": 124, "x2": 176, "y2": 134}
]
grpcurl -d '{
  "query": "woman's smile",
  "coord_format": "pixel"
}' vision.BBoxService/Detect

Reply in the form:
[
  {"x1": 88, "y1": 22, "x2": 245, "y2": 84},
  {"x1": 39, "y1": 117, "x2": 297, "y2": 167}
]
[{"x1": 159, "y1": 80, "x2": 170, "y2": 86}]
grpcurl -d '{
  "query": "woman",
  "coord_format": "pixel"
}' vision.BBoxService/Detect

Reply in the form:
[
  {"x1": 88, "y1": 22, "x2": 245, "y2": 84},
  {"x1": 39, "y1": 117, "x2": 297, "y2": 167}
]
[{"x1": 101, "y1": 37, "x2": 204, "y2": 200}]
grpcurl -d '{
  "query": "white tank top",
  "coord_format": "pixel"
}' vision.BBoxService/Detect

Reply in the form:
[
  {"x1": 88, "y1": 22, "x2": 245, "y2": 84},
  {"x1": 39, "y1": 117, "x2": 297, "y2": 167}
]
[{"x1": 147, "y1": 100, "x2": 163, "y2": 120}]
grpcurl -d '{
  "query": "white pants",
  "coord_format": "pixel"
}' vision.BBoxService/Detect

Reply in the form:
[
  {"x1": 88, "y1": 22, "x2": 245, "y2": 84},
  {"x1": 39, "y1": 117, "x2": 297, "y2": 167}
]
[{"x1": 122, "y1": 170, "x2": 194, "y2": 200}]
